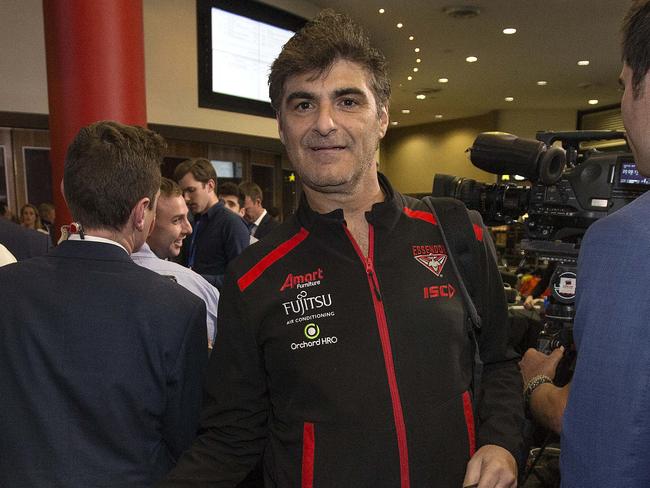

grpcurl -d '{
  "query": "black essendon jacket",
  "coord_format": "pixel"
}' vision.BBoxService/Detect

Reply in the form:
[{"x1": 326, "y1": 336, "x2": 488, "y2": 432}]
[{"x1": 164, "y1": 174, "x2": 523, "y2": 488}]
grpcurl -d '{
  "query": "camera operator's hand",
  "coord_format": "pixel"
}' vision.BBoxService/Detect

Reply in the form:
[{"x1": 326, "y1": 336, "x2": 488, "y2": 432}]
[
  {"x1": 523, "y1": 295, "x2": 544, "y2": 311},
  {"x1": 462, "y1": 444, "x2": 517, "y2": 488},
  {"x1": 519, "y1": 347, "x2": 563, "y2": 385}
]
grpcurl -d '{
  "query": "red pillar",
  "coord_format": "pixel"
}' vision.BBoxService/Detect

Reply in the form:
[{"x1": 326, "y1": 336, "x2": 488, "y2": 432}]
[{"x1": 43, "y1": 0, "x2": 147, "y2": 229}]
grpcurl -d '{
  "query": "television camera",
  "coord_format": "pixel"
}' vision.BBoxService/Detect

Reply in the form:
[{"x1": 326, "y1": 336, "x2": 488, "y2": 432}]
[{"x1": 433, "y1": 130, "x2": 650, "y2": 353}]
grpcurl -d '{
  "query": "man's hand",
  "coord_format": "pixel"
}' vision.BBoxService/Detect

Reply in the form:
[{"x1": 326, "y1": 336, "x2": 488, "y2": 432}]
[
  {"x1": 519, "y1": 347, "x2": 564, "y2": 385},
  {"x1": 523, "y1": 295, "x2": 544, "y2": 311},
  {"x1": 462, "y1": 444, "x2": 517, "y2": 488}
]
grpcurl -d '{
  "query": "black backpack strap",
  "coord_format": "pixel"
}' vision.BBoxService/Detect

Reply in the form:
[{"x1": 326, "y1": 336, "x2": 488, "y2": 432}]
[{"x1": 422, "y1": 196, "x2": 486, "y2": 398}]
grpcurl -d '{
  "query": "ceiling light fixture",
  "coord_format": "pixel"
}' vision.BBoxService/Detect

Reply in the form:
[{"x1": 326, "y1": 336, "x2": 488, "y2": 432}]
[
  {"x1": 578, "y1": 60, "x2": 590, "y2": 66},
  {"x1": 505, "y1": 96, "x2": 514, "y2": 102},
  {"x1": 438, "y1": 78, "x2": 449, "y2": 83},
  {"x1": 413, "y1": 67, "x2": 419, "y2": 72},
  {"x1": 409, "y1": 36, "x2": 414, "y2": 41},
  {"x1": 396, "y1": 22, "x2": 403, "y2": 28},
  {"x1": 503, "y1": 28, "x2": 517, "y2": 35},
  {"x1": 466, "y1": 56, "x2": 478, "y2": 63},
  {"x1": 416, "y1": 58, "x2": 421, "y2": 63},
  {"x1": 537, "y1": 80, "x2": 548, "y2": 86},
  {"x1": 378, "y1": 8, "x2": 385, "y2": 14},
  {"x1": 414, "y1": 47, "x2": 420, "y2": 53},
  {"x1": 588, "y1": 99, "x2": 599, "y2": 105},
  {"x1": 401, "y1": 109, "x2": 410, "y2": 114},
  {"x1": 435, "y1": 114, "x2": 443, "y2": 119},
  {"x1": 416, "y1": 94, "x2": 426, "y2": 100},
  {"x1": 391, "y1": 121, "x2": 399, "y2": 125},
  {"x1": 407, "y1": 75, "x2": 413, "y2": 80}
]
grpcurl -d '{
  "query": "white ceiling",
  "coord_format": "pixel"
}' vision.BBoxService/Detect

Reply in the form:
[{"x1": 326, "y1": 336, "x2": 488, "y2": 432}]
[{"x1": 308, "y1": 0, "x2": 630, "y2": 127}]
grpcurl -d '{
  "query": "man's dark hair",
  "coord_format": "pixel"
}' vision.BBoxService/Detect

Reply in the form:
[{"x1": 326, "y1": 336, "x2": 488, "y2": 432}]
[
  {"x1": 173, "y1": 158, "x2": 217, "y2": 185},
  {"x1": 623, "y1": 0, "x2": 650, "y2": 98},
  {"x1": 63, "y1": 121, "x2": 165, "y2": 231},
  {"x1": 160, "y1": 177, "x2": 182, "y2": 198},
  {"x1": 239, "y1": 181, "x2": 263, "y2": 203},
  {"x1": 269, "y1": 9, "x2": 391, "y2": 116},
  {"x1": 218, "y1": 181, "x2": 245, "y2": 207}
]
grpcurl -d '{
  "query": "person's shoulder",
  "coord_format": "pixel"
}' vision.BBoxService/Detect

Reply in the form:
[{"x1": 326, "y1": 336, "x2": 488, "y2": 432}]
[
  {"x1": 230, "y1": 218, "x2": 302, "y2": 272},
  {"x1": 132, "y1": 259, "x2": 205, "y2": 309},
  {"x1": 584, "y1": 193, "x2": 650, "y2": 244}
]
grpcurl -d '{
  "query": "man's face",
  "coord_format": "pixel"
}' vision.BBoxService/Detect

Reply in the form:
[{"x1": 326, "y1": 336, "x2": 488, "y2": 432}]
[
  {"x1": 620, "y1": 63, "x2": 650, "y2": 176},
  {"x1": 220, "y1": 194, "x2": 245, "y2": 217},
  {"x1": 276, "y1": 59, "x2": 388, "y2": 195},
  {"x1": 148, "y1": 194, "x2": 192, "y2": 259},
  {"x1": 242, "y1": 195, "x2": 263, "y2": 223},
  {"x1": 178, "y1": 172, "x2": 214, "y2": 214}
]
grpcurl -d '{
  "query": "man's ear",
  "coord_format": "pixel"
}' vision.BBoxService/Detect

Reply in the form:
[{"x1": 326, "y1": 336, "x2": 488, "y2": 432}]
[
  {"x1": 206, "y1": 179, "x2": 216, "y2": 193},
  {"x1": 277, "y1": 113, "x2": 286, "y2": 145},
  {"x1": 132, "y1": 197, "x2": 151, "y2": 232},
  {"x1": 378, "y1": 104, "x2": 389, "y2": 139}
]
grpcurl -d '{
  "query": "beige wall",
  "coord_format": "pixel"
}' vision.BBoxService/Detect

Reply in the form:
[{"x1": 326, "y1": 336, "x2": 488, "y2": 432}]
[
  {"x1": 380, "y1": 112, "x2": 499, "y2": 194},
  {"x1": 496, "y1": 109, "x2": 577, "y2": 139}
]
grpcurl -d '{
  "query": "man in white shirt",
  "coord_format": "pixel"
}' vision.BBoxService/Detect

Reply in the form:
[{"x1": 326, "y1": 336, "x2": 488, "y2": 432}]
[{"x1": 132, "y1": 177, "x2": 219, "y2": 348}]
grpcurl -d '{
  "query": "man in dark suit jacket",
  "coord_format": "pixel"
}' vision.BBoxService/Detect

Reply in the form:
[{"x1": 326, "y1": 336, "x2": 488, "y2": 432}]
[
  {"x1": 0, "y1": 216, "x2": 51, "y2": 260},
  {"x1": 0, "y1": 121, "x2": 208, "y2": 487},
  {"x1": 239, "y1": 181, "x2": 280, "y2": 240}
]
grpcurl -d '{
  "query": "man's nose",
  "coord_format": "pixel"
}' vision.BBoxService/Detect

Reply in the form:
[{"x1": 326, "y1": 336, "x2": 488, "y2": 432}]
[
  {"x1": 313, "y1": 103, "x2": 336, "y2": 136},
  {"x1": 182, "y1": 217, "x2": 192, "y2": 236}
]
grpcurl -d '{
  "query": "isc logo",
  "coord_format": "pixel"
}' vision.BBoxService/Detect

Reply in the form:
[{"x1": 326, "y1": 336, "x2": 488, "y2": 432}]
[{"x1": 423, "y1": 284, "x2": 456, "y2": 299}]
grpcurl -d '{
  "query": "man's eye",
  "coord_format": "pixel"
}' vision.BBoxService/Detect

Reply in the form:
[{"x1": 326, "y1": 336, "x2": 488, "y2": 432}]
[
  {"x1": 296, "y1": 101, "x2": 312, "y2": 111},
  {"x1": 341, "y1": 98, "x2": 358, "y2": 107}
]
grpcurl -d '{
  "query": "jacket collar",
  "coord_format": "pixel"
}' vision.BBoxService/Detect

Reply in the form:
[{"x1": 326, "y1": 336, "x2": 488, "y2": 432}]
[
  {"x1": 49, "y1": 239, "x2": 134, "y2": 263},
  {"x1": 296, "y1": 172, "x2": 403, "y2": 232}
]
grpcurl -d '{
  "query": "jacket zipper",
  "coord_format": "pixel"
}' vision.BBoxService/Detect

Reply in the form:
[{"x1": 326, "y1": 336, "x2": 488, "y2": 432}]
[{"x1": 344, "y1": 223, "x2": 410, "y2": 488}]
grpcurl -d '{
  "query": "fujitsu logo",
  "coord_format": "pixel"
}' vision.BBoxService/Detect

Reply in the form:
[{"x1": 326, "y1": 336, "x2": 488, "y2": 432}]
[
  {"x1": 280, "y1": 267, "x2": 324, "y2": 291},
  {"x1": 412, "y1": 244, "x2": 447, "y2": 277},
  {"x1": 282, "y1": 290, "x2": 333, "y2": 316}
]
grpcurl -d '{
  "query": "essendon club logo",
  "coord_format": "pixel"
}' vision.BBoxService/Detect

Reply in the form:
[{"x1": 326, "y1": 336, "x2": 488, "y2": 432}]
[{"x1": 414, "y1": 254, "x2": 447, "y2": 276}]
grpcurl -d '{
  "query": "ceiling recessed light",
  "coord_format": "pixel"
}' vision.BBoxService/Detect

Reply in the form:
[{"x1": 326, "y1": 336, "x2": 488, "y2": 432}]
[
  {"x1": 537, "y1": 80, "x2": 548, "y2": 86},
  {"x1": 416, "y1": 94, "x2": 426, "y2": 100},
  {"x1": 401, "y1": 109, "x2": 410, "y2": 114},
  {"x1": 435, "y1": 114, "x2": 443, "y2": 119},
  {"x1": 407, "y1": 75, "x2": 413, "y2": 81},
  {"x1": 378, "y1": 8, "x2": 385, "y2": 14},
  {"x1": 391, "y1": 121, "x2": 399, "y2": 125},
  {"x1": 578, "y1": 60, "x2": 590, "y2": 66},
  {"x1": 438, "y1": 77, "x2": 449, "y2": 83},
  {"x1": 414, "y1": 47, "x2": 420, "y2": 53},
  {"x1": 396, "y1": 22, "x2": 403, "y2": 28},
  {"x1": 466, "y1": 56, "x2": 478, "y2": 63},
  {"x1": 505, "y1": 96, "x2": 514, "y2": 102},
  {"x1": 503, "y1": 28, "x2": 517, "y2": 35},
  {"x1": 409, "y1": 36, "x2": 414, "y2": 41},
  {"x1": 413, "y1": 67, "x2": 419, "y2": 72},
  {"x1": 416, "y1": 58, "x2": 421, "y2": 63},
  {"x1": 588, "y1": 99, "x2": 599, "y2": 105}
]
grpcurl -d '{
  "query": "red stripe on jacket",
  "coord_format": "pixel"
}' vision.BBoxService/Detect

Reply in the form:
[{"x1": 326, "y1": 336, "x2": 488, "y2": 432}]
[
  {"x1": 237, "y1": 228, "x2": 309, "y2": 292},
  {"x1": 403, "y1": 207, "x2": 437, "y2": 225},
  {"x1": 301, "y1": 422, "x2": 315, "y2": 488},
  {"x1": 462, "y1": 391, "x2": 476, "y2": 457}
]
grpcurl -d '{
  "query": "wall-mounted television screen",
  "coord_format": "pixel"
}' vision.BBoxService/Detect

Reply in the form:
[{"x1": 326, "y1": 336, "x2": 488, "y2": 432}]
[{"x1": 197, "y1": 0, "x2": 306, "y2": 118}]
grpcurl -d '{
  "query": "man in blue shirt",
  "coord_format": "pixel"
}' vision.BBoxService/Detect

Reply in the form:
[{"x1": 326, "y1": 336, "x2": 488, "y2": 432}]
[
  {"x1": 174, "y1": 158, "x2": 250, "y2": 289},
  {"x1": 561, "y1": 2, "x2": 650, "y2": 485},
  {"x1": 132, "y1": 177, "x2": 220, "y2": 349}
]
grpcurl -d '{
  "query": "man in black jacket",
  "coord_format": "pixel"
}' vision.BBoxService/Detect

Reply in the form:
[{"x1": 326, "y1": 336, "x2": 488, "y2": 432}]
[{"x1": 162, "y1": 11, "x2": 522, "y2": 488}]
